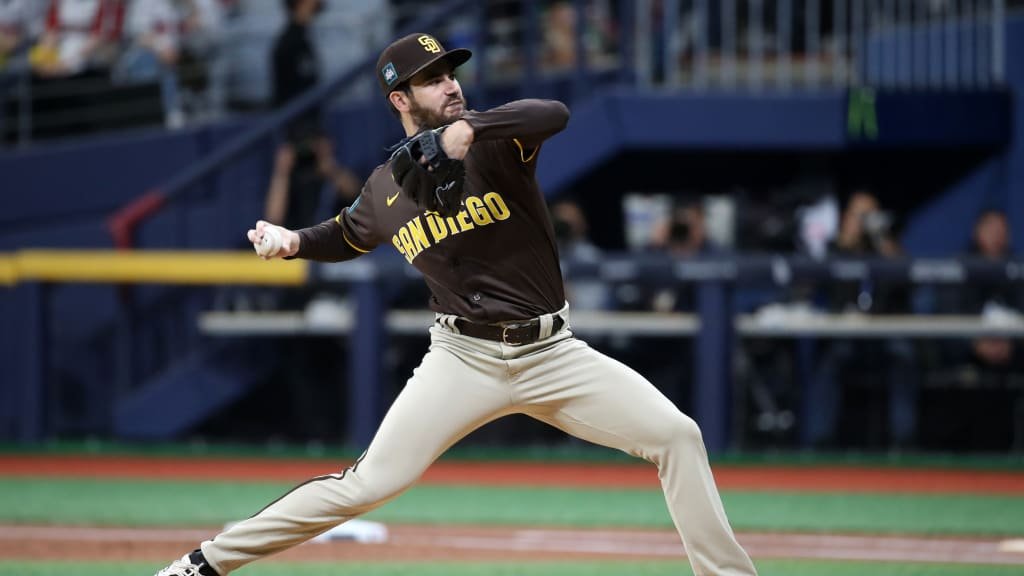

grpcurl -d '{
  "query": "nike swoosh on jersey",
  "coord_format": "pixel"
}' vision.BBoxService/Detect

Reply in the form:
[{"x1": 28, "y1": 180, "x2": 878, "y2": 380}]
[{"x1": 386, "y1": 191, "x2": 400, "y2": 207}]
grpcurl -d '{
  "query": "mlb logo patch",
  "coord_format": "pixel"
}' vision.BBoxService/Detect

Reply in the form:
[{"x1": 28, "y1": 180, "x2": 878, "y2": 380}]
[{"x1": 382, "y1": 62, "x2": 398, "y2": 86}]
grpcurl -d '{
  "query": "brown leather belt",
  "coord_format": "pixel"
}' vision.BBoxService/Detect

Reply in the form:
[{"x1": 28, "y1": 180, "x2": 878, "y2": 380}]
[{"x1": 453, "y1": 316, "x2": 565, "y2": 346}]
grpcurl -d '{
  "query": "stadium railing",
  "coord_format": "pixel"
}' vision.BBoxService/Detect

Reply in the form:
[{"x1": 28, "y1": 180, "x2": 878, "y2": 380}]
[{"x1": 5, "y1": 250, "x2": 1023, "y2": 452}]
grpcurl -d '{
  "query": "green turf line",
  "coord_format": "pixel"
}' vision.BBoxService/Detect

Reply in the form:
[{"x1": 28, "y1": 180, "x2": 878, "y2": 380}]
[
  {"x1": 2, "y1": 440, "x2": 1023, "y2": 469},
  {"x1": 2, "y1": 478, "x2": 1023, "y2": 536},
  {"x1": 2, "y1": 560, "x2": 1022, "y2": 576},
  {"x1": 721, "y1": 491, "x2": 1024, "y2": 535}
]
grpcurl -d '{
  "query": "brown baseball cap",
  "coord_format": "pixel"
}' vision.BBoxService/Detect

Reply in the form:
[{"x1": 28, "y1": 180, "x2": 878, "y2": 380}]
[{"x1": 376, "y1": 33, "x2": 472, "y2": 97}]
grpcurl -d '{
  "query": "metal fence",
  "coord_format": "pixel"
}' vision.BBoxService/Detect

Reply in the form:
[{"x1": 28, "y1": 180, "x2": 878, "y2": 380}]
[
  {"x1": 641, "y1": 0, "x2": 1009, "y2": 89},
  {"x1": 465, "y1": 0, "x2": 1007, "y2": 90}
]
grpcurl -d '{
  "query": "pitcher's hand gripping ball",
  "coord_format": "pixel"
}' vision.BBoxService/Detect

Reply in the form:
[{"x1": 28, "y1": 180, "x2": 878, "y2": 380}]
[
  {"x1": 389, "y1": 126, "x2": 466, "y2": 217},
  {"x1": 256, "y1": 225, "x2": 283, "y2": 258}
]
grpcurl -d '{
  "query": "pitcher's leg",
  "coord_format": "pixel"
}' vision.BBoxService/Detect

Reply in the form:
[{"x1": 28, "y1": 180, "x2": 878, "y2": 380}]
[
  {"x1": 521, "y1": 339, "x2": 756, "y2": 576},
  {"x1": 201, "y1": 341, "x2": 510, "y2": 574}
]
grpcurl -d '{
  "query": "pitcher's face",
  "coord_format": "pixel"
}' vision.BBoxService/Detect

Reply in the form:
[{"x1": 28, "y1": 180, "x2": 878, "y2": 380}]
[{"x1": 406, "y1": 61, "x2": 466, "y2": 130}]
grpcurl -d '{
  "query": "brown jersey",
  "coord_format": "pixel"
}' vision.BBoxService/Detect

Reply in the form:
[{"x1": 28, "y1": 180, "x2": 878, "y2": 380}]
[{"x1": 297, "y1": 99, "x2": 570, "y2": 323}]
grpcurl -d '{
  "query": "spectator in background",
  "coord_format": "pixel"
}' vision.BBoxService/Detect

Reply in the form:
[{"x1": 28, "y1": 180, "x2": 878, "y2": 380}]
[
  {"x1": 657, "y1": 201, "x2": 709, "y2": 257},
  {"x1": 646, "y1": 200, "x2": 710, "y2": 313},
  {"x1": 946, "y1": 210, "x2": 1024, "y2": 374},
  {"x1": 540, "y1": 0, "x2": 618, "y2": 74},
  {"x1": 114, "y1": 0, "x2": 186, "y2": 128},
  {"x1": 927, "y1": 209, "x2": 1024, "y2": 450},
  {"x1": 0, "y1": 0, "x2": 43, "y2": 70},
  {"x1": 176, "y1": 0, "x2": 225, "y2": 120},
  {"x1": 29, "y1": 0, "x2": 122, "y2": 78},
  {"x1": 832, "y1": 190, "x2": 902, "y2": 260},
  {"x1": 265, "y1": 0, "x2": 358, "y2": 230},
  {"x1": 264, "y1": 0, "x2": 359, "y2": 314},
  {"x1": 542, "y1": 1, "x2": 576, "y2": 72},
  {"x1": 0, "y1": 0, "x2": 42, "y2": 144},
  {"x1": 24, "y1": 0, "x2": 122, "y2": 141},
  {"x1": 550, "y1": 198, "x2": 609, "y2": 310},
  {"x1": 804, "y1": 190, "x2": 919, "y2": 450}
]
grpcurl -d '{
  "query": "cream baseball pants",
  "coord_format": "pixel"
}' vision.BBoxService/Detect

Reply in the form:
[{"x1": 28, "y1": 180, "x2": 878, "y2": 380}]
[{"x1": 200, "y1": 307, "x2": 757, "y2": 576}]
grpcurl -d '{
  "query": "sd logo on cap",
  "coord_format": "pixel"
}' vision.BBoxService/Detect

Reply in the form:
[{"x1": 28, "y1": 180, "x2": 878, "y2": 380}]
[{"x1": 375, "y1": 33, "x2": 472, "y2": 97}]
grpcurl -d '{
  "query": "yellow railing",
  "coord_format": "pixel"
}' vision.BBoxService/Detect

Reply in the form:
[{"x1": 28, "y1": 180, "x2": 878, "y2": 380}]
[{"x1": 0, "y1": 250, "x2": 307, "y2": 287}]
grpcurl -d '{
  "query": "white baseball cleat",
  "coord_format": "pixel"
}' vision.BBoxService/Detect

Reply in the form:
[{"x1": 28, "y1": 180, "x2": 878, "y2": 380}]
[{"x1": 154, "y1": 553, "x2": 212, "y2": 576}]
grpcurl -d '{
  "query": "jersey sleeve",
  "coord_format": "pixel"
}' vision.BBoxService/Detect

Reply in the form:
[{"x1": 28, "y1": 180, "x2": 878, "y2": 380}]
[
  {"x1": 460, "y1": 99, "x2": 570, "y2": 152},
  {"x1": 293, "y1": 183, "x2": 380, "y2": 262},
  {"x1": 337, "y1": 185, "x2": 380, "y2": 253}
]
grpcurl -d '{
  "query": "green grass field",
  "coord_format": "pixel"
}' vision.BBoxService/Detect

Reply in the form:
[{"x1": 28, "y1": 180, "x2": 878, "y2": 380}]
[
  {"x1": 3, "y1": 478, "x2": 1023, "y2": 535},
  {"x1": 2, "y1": 446, "x2": 1022, "y2": 575}
]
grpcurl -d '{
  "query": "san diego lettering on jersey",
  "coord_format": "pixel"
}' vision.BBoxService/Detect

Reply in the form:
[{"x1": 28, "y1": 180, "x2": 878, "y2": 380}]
[{"x1": 391, "y1": 192, "x2": 511, "y2": 263}]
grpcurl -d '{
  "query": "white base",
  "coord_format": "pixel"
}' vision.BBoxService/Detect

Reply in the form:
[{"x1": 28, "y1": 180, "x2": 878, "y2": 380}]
[
  {"x1": 311, "y1": 519, "x2": 389, "y2": 544},
  {"x1": 999, "y1": 539, "x2": 1024, "y2": 553}
]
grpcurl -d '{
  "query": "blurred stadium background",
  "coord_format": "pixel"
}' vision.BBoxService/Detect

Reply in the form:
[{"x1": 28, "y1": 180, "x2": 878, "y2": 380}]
[{"x1": 2, "y1": 0, "x2": 1024, "y2": 574}]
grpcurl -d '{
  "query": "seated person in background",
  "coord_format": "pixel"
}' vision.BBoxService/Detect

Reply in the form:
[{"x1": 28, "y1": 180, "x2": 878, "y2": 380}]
[
  {"x1": 0, "y1": 0, "x2": 43, "y2": 70},
  {"x1": 659, "y1": 202, "x2": 709, "y2": 258},
  {"x1": 944, "y1": 210, "x2": 1024, "y2": 374},
  {"x1": 550, "y1": 198, "x2": 609, "y2": 311},
  {"x1": 648, "y1": 200, "x2": 709, "y2": 313},
  {"x1": 114, "y1": 0, "x2": 186, "y2": 128},
  {"x1": 804, "y1": 190, "x2": 919, "y2": 449},
  {"x1": 928, "y1": 209, "x2": 1023, "y2": 450},
  {"x1": 832, "y1": 189, "x2": 902, "y2": 260},
  {"x1": 30, "y1": 0, "x2": 122, "y2": 78},
  {"x1": 613, "y1": 198, "x2": 710, "y2": 312}
]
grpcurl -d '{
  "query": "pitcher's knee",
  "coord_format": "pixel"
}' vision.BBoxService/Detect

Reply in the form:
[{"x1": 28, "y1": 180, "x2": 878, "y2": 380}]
[
  {"x1": 667, "y1": 413, "x2": 704, "y2": 448},
  {"x1": 644, "y1": 413, "x2": 704, "y2": 466},
  {"x1": 320, "y1": 468, "x2": 415, "y2": 516}
]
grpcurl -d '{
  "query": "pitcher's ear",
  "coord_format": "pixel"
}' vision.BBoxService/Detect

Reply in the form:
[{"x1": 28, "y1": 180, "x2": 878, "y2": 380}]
[{"x1": 389, "y1": 90, "x2": 410, "y2": 112}]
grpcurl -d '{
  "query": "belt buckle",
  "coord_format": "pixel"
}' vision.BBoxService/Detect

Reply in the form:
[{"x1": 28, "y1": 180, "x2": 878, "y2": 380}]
[{"x1": 501, "y1": 323, "x2": 527, "y2": 346}]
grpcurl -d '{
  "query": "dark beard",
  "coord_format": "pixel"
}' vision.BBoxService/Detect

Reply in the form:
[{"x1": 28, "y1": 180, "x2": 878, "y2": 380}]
[{"x1": 409, "y1": 96, "x2": 466, "y2": 130}]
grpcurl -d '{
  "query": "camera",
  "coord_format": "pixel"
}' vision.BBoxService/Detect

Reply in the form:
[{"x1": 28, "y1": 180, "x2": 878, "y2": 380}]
[
  {"x1": 862, "y1": 210, "x2": 893, "y2": 237},
  {"x1": 669, "y1": 220, "x2": 691, "y2": 244}
]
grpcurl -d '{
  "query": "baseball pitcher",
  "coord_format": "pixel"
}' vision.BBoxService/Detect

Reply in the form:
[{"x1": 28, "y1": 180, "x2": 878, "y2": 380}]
[{"x1": 156, "y1": 32, "x2": 757, "y2": 576}]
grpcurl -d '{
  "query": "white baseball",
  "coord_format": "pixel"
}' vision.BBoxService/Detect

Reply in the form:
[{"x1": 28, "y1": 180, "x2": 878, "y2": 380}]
[{"x1": 256, "y1": 226, "x2": 283, "y2": 258}]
